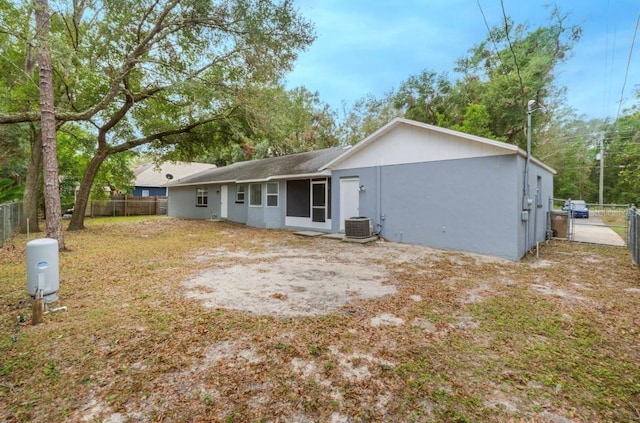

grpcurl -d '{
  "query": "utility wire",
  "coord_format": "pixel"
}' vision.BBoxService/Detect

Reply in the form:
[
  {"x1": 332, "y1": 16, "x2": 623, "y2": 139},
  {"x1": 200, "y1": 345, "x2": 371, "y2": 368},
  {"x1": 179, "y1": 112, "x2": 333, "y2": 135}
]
[
  {"x1": 615, "y1": 9, "x2": 640, "y2": 120},
  {"x1": 499, "y1": 0, "x2": 525, "y2": 102},
  {"x1": 476, "y1": 0, "x2": 510, "y2": 86},
  {"x1": 603, "y1": 0, "x2": 615, "y2": 119}
]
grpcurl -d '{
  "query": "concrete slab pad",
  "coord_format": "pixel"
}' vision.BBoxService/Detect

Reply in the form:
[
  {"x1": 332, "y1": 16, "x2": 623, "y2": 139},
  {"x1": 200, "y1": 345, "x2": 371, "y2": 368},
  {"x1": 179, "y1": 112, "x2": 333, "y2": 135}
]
[
  {"x1": 293, "y1": 231, "x2": 326, "y2": 237},
  {"x1": 343, "y1": 236, "x2": 379, "y2": 244},
  {"x1": 322, "y1": 233, "x2": 345, "y2": 240}
]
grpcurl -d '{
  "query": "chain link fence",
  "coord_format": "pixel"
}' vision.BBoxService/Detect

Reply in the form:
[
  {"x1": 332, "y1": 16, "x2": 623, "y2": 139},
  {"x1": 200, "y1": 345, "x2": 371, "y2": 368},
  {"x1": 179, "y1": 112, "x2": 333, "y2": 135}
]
[
  {"x1": 1, "y1": 202, "x2": 22, "y2": 247},
  {"x1": 629, "y1": 206, "x2": 639, "y2": 266}
]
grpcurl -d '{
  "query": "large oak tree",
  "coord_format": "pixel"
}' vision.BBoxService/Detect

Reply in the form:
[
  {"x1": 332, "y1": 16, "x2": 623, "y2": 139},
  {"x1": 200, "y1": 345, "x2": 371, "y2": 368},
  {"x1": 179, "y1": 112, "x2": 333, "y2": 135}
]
[{"x1": 0, "y1": 0, "x2": 315, "y2": 230}]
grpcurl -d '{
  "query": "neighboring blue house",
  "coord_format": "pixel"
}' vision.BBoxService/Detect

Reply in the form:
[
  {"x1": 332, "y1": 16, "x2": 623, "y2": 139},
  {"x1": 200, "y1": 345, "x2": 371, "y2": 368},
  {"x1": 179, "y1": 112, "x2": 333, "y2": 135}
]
[
  {"x1": 167, "y1": 118, "x2": 555, "y2": 260},
  {"x1": 132, "y1": 162, "x2": 216, "y2": 197}
]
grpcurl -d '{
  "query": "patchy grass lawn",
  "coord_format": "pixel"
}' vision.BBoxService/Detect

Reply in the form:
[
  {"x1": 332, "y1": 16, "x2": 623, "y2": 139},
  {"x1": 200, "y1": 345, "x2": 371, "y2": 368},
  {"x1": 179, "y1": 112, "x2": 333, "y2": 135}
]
[
  {"x1": 1, "y1": 216, "x2": 639, "y2": 422},
  {"x1": 592, "y1": 205, "x2": 631, "y2": 238}
]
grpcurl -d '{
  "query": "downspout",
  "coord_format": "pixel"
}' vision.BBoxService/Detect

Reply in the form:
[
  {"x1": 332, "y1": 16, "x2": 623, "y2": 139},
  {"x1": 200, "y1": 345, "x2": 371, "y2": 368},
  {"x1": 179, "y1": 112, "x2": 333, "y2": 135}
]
[
  {"x1": 376, "y1": 165, "x2": 383, "y2": 235},
  {"x1": 523, "y1": 100, "x2": 535, "y2": 255}
]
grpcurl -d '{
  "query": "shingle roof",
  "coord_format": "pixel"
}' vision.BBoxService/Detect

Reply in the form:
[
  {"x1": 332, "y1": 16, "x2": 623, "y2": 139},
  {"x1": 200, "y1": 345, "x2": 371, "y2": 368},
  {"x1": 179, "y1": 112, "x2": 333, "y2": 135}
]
[
  {"x1": 134, "y1": 161, "x2": 217, "y2": 187},
  {"x1": 169, "y1": 147, "x2": 348, "y2": 186}
]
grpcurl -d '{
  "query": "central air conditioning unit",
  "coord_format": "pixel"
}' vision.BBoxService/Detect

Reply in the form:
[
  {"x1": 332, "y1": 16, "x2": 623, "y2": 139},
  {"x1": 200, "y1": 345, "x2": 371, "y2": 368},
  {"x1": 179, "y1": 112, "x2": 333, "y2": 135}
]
[{"x1": 345, "y1": 217, "x2": 372, "y2": 239}]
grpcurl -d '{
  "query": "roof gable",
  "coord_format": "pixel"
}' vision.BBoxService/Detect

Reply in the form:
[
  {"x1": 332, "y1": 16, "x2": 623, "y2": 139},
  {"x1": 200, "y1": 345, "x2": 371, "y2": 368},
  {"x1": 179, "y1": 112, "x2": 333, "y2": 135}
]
[{"x1": 323, "y1": 118, "x2": 555, "y2": 174}]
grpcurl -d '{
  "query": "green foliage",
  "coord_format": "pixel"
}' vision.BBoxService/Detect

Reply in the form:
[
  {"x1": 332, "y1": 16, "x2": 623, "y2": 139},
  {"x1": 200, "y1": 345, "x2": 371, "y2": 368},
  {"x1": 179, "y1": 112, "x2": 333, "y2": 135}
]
[
  {"x1": 0, "y1": 178, "x2": 24, "y2": 203},
  {"x1": 603, "y1": 110, "x2": 640, "y2": 204},
  {"x1": 0, "y1": 125, "x2": 31, "y2": 183},
  {"x1": 169, "y1": 85, "x2": 342, "y2": 165},
  {"x1": 56, "y1": 125, "x2": 135, "y2": 206},
  {"x1": 0, "y1": 0, "x2": 317, "y2": 228},
  {"x1": 337, "y1": 93, "x2": 401, "y2": 145},
  {"x1": 537, "y1": 116, "x2": 602, "y2": 201},
  {"x1": 451, "y1": 10, "x2": 581, "y2": 147},
  {"x1": 392, "y1": 70, "x2": 452, "y2": 125},
  {"x1": 339, "y1": 7, "x2": 581, "y2": 151},
  {"x1": 452, "y1": 104, "x2": 498, "y2": 139}
]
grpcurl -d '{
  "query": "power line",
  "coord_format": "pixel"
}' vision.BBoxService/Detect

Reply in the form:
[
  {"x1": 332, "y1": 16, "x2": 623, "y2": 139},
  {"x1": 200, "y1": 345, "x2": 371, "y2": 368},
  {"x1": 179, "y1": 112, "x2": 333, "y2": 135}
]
[
  {"x1": 603, "y1": 0, "x2": 614, "y2": 118},
  {"x1": 615, "y1": 8, "x2": 640, "y2": 120},
  {"x1": 499, "y1": 0, "x2": 525, "y2": 102},
  {"x1": 476, "y1": 0, "x2": 509, "y2": 86}
]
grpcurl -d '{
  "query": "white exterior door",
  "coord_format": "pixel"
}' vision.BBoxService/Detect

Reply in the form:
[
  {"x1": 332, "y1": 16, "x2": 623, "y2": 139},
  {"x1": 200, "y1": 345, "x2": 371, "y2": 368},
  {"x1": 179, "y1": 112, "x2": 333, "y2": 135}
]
[
  {"x1": 340, "y1": 178, "x2": 359, "y2": 231},
  {"x1": 220, "y1": 185, "x2": 228, "y2": 218}
]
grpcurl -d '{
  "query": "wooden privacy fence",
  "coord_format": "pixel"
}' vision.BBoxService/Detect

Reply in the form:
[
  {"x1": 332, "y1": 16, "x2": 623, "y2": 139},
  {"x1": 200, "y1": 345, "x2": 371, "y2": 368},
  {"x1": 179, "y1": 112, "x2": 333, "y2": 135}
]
[{"x1": 86, "y1": 196, "x2": 168, "y2": 217}]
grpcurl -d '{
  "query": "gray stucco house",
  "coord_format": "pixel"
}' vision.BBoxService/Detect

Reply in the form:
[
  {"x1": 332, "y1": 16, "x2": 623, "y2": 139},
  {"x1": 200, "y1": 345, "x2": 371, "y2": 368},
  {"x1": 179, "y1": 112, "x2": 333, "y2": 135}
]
[{"x1": 167, "y1": 118, "x2": 555, "y2": 260}]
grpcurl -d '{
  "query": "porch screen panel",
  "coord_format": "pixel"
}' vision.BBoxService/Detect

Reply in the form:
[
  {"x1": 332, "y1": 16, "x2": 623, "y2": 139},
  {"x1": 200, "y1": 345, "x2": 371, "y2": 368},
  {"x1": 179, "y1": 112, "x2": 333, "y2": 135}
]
[
  {"x1": 286, "y1": 179, "x2": 310, "y2": 217},
  {"x1": 312, "y1": 182, "x2": 326, "y2": 222}
]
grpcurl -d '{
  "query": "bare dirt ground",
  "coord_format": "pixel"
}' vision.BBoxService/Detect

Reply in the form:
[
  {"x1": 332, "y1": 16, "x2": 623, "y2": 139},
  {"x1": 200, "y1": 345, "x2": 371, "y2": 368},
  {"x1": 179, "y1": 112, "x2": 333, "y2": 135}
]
[
  {"x1": 184, "y1": 244, "x2": 397, "y2": 317},
  {"x1": 1, "y1": 217, "x2": 639, "y2": 423},
  {"x1": 181, "y1": 234, "x2": 499, "y2": 318}
]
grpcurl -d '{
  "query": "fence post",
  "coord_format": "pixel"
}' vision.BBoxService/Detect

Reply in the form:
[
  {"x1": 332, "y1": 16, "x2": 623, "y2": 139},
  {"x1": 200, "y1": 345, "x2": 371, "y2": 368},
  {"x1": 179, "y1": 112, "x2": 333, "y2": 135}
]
[
  {"x1": 636, "y1": 209, "x2": 639, "y2": 266},
  {"x1": 1, "y1": 204, "x2": 5, "y2": 245},
  {"x1": 629, "y1": 205, "x2": 638, "y2": 266}
]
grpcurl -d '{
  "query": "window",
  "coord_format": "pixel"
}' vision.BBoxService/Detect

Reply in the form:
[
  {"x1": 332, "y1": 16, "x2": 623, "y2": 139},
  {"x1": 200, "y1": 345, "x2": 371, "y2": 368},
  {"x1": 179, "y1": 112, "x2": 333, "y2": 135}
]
[
  {"x1": 236, "y1": 185, "x2": 245, "y2": 203},
  {"x1": 196, "y1": 187, "x2": 208, "y2": 207},
  {"x1": 266, "y1": 182, "x2": 278, "y2": 207},
  {"x1": 536, "y1": 176, "x2": 543, "y2": 207},
  {"x1": 249, "y1": 183, "x2": 262, "y2": 207},
  {"x1": 141, "y1": 189, "x2": 150, "y2": 197}
]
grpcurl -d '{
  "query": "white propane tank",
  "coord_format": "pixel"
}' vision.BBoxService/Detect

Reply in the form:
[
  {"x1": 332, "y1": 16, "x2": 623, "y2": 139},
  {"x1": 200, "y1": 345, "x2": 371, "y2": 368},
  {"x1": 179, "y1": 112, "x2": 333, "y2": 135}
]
[{"x1": 26, "y1": 238, "x2": 59, "y2": 303}]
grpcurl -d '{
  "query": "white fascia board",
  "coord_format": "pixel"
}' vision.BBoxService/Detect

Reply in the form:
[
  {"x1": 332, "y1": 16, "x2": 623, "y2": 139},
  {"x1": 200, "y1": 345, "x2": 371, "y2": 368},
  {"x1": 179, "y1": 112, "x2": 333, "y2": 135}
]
[
  {"x1": 237, "y1": 170, "x2": 332, "y2": 184},
  {"x1": 169, "y1": 179, "x2": 236, "y2": 187},
  {"x1": 170, "y1": 171, "x2": 333, "y2": 187}
]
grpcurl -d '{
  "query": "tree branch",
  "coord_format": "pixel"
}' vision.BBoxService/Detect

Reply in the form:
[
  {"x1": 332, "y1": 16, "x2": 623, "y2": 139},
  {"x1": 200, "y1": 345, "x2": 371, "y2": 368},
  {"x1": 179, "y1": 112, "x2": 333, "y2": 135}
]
[{"x1": 107, "y1": 106, "x2": 241, "y2": 155}]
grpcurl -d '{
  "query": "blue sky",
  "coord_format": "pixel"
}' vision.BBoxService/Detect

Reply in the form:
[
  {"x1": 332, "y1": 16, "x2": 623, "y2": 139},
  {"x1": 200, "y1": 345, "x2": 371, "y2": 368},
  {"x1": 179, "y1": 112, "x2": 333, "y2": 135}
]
[{"x1": 284, "y1": 0, "x2": 640, "y2": 120}]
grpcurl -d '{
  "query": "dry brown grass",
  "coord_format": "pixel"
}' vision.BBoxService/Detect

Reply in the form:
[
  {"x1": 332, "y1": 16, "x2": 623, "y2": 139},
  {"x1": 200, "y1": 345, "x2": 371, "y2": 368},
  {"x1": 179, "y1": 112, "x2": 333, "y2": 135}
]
[{"x1": 1, "y1": 216, "x2": 639, "y2": 422}]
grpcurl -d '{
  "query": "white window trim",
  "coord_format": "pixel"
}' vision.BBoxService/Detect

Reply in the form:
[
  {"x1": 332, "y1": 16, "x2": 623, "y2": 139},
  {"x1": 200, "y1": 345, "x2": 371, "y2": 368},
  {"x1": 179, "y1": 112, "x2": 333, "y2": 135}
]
[
  {"x1": 536, "y1": 176, "x2": 543, "y2": 207},
  {"x1": 236, "y1": 184, "x2": 245, "y2": 203},
  {"x1": 249, "y1": 183, "x2": 262, "y2": 207},
  {"x1": 266, "y1": 182, "x2": 279, "y2": 207},
  {"x1": 196, "y1": 187, "x2": 208, "y2": 207}
]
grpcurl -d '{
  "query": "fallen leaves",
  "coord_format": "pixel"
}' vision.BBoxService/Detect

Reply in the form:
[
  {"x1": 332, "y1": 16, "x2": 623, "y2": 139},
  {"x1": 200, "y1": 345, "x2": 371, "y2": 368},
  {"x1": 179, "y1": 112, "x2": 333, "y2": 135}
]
[{"x1": 0, "y1": 217, "x2": 639, "y2": 422}]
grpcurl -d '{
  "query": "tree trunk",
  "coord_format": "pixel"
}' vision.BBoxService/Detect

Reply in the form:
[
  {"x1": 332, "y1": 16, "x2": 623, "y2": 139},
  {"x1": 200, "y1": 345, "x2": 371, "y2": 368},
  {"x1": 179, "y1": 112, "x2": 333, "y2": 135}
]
[
  {"x1": 20, "y1": 126, "x2": 42, "y2": 233},
  {"x1": 35, "y1": 0, "x2": 65, "y2": 250},
  {"x1": 68, "y1": 149, "x2": 107, "y2": 231}
]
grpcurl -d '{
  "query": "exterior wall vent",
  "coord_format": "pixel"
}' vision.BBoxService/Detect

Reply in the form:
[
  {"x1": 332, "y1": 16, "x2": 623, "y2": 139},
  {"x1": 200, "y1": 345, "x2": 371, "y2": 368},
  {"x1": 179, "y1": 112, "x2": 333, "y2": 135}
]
[{"x1": 345, "y1": 217, "x2": 372, "y2": 238}]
